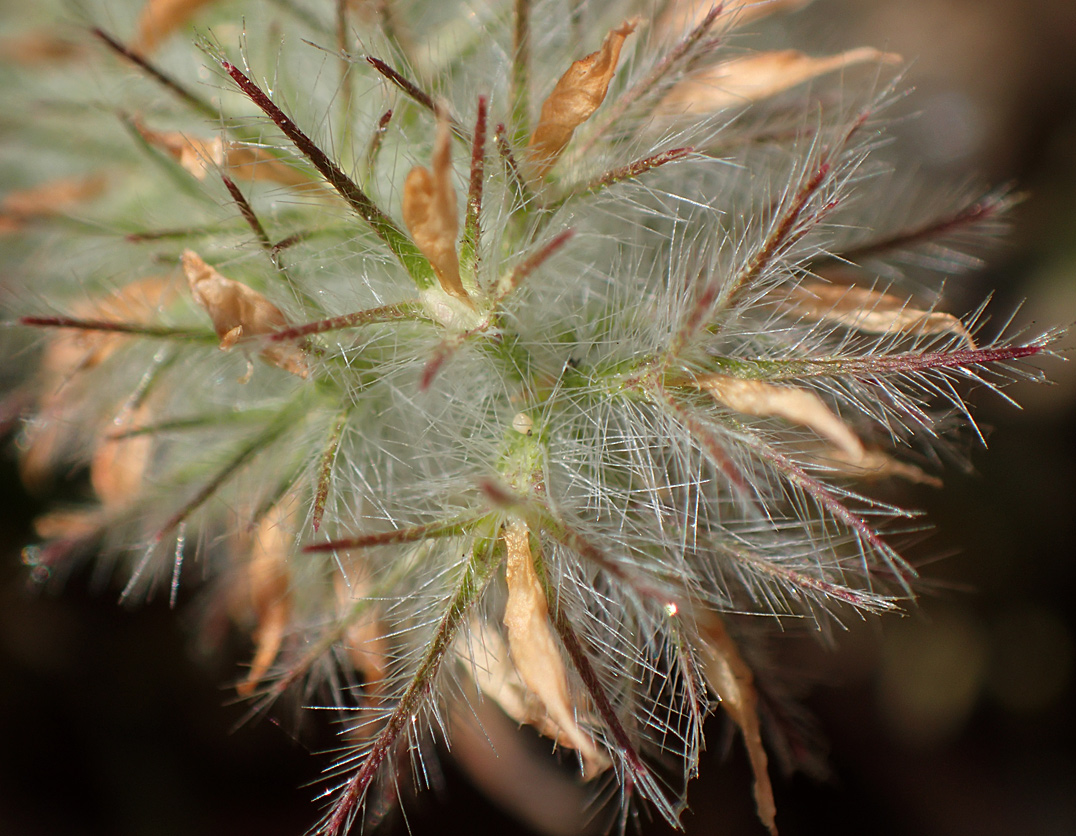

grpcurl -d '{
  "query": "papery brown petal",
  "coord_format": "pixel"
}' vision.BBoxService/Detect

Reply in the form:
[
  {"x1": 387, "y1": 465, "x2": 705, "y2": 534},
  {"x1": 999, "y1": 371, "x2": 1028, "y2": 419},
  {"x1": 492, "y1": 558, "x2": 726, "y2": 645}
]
[
  {"x1": 19, "y1": 278, "x2": 176, "y2": 490},
  {"x1": 829, "y1": 448, "x2": 942, "y2": 488},
  {"x1": 137, "y1": 123, "x2": 309, "y2": 186},
  {"x1": 237, "y1": 495, "x2": 296, "y2": 697},
  {"x1": 656, "y1": 0, "x2": 813, "y2": 40},
  {"x1": 698, "y1": 373, "x2": 937, "y2": 485},
  {"x1": 1, "y1": 174, "x2": 107, "y2": 222},
  {"x1": 401, "y1": 112, "x2": 468, "y2": 302},
  {"x1": 657, "y1": 47, "x2": 900, "y2": 117},
  {"x1": 458, "y1": 619, "x2": 578, "y2": 747},
  {"x1": 334, "y1": 558, "x2": 389, "y2": 691},
  {"x1": 182, "y1": 250, "x2": 309, "y2": 377},
  {"x1": 700, "y1": 616, "x2": 777, "y2": 835},
  {"x1": 91, "y1": 403, "x2": 153, "y2": 509},
  {"x1": 502, "y1": 519, "x2": 609, "y2": 778},
  {"x1": 699, "y1": 374, "x2": 864, "y2": 459},
  {"x1": 220, "y1": 144, "x2": 311, "y2": 187},
  {"x1": 133, "y1": 0, "x2": 220, "y2": 54},
  {"x1": 787, "y1": 280, "x2": 976, "y2": 346},
  {"x1": 135, "y1": 123, "x2": 224, "y2": 180},
  {"x1": 0, "y1": 31, "x2": 89, "y2": 65},
  {"x1": 525, "y1": 20, "x2": 638, "y2": 181}
]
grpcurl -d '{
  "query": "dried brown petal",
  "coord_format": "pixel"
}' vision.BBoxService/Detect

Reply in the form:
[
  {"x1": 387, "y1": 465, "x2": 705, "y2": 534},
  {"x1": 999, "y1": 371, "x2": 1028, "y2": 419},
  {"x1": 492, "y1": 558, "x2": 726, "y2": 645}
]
[
  {"x1": 402, "y1": 112, "x2": 469, "y2": 302},
  {"x1": 525, "y1": 20, "x2": 638, "y2": 181},
  {"x1": 656, "y1": 0, "x2": 813, "y2": 40},
  {"x1": 787, "y1": 280, "x2": 976, "y2": 346},
  {"x1": 698, "y1": 373, "x2": 937, "y2": 485},
  {"x1": 46, "y1": 277, "x2": 177, "y2": 375},
  {"x1": 19, "y1": 278, "x2": 176, "y2": 490},
  {"x1": 0, "y1": 31, "x2": 89, "y2": 65},
  {"x1": 91, "y1": 403, "x2": 154, "y2": 509},
  {"x1": 133, "y1": 0, "x2": 220, "y2": 54},
  {"x1": 182, "y1": 250, "x2": 309, "y2": 377},
  {"x1": 700, "y1": 616, "x2": 777, "y2": 835},
  {"x1": 237, "y1": 495, "x2": 296, "y2": 697},
  {"x1": 1, "y1": 174, "x2": 106, "y2": 229},
  {"x1": 502, "y1": 519, "x2": 609, "y2": 778},
  {"x1": 699, "y1": 373, "x2": 864, "y2": 458},
  {"x1": 657, "y1": 47, "x2": 900, "y2": 117},
  {"x1": 136, "y1": 123, "x2": 309, "y2": 186},
  {"x1": 334, "y1": 558, "x2": 389, "y2": 691}
]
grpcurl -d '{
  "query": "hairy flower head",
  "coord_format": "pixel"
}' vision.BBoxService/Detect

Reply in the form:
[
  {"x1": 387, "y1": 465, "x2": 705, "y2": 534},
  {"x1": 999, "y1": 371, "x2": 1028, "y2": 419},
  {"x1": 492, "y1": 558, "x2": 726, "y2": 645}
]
[{"x1": 1, "y1": 1, "x2": 1059, "y2": 834}]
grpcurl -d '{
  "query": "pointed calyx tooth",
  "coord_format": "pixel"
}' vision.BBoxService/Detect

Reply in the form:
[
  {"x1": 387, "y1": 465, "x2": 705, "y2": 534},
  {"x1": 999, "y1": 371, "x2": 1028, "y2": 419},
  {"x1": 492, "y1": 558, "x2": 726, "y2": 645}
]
[
  {"x1": 786, "y1": 280, "x2": 976, "y2": 346},
  {"x1": 133, "y1": 0, "x2": 220, "y2": 54},
  {"x1": 697, "y1": 373, "x2": 938, "y2": 485},
  {"x1": 699, "y1": 616, "x2": 777, "y2": 835},
  {"x1": 182, "y1": 250, "x2": 309, "y2": 377},
  {"x1": 502, "y1": 519, "x2": 610, "y2": 778},
  {"x1": 657, "y1": 47, "x2": 901, "y2": 117},
  {"x1": 525, "y1": 19, "x2": 639, "y2": 182},
  {"x1": 402, "y1": 109, "x2": 470, "y2": 304},
  {"x1": 135, "y1": 122, "x2": 308, "y2": 186},
  {"x1": 236, "y1": 494, "x2": 296, "y2": 697}
]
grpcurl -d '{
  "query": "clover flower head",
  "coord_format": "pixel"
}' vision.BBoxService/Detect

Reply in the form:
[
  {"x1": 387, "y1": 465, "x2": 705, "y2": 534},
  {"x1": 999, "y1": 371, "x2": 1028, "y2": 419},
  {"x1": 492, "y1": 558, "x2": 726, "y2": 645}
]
[{"x1": 1, "y1": 1, "x2": 1059, "y2": 833}]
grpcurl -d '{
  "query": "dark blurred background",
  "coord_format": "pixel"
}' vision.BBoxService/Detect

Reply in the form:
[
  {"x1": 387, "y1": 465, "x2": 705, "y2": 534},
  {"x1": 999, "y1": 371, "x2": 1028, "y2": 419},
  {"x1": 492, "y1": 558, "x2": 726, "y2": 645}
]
[{"x1": 2, "y1": 2, "x2": 1075, "y2": 835}]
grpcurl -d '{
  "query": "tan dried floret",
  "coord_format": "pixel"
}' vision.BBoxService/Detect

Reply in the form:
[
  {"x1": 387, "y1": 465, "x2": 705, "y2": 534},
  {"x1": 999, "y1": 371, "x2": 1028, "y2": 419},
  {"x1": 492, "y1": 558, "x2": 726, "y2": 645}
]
[
  {"x1": 525, "y1": 20, "x2": 639, "y2": 181},
  {"x1": 657, "y1": 47, "x2": 900, "y2": 117},
  {"x1": 402, "y1": 111, "x2": 469, "y2": 303},
  {"x1": 787, "y1": 280, "x2": 976, "y2": 346},
  {"x1": 700, "y1": 616, "x2": 777, "y2": 835},
  {"x1": 698, "y1": 373, "x2": 939, "y2": 485},
  {"x1": 136, "y1": 123, "x2": 310, "y2": 186},
  {"x1": 182, "y1": 250, "x2": 309, "y2": 378},
  {"x1": 236, "y1": 495, "x2": 297, "y2": 697},
  {"x1": 133, "y1": 0, "x2": 221, "y2": 54},
  {"x1": 502, "y1": 519, "x2": 609, "y2": 778},
  {"x1": 1, "y1": 174, "x2": 107, "y2": 233},
  {"x1": 656, "y1": 0, "x2": 814, "y2": 40}
]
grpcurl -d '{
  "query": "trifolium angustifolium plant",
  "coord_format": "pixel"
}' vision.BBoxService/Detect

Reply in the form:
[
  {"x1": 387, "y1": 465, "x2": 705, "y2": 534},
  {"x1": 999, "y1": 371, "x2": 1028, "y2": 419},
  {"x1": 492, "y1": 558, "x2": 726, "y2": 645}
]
[{"x1": 0, "y1": 0, "x2": 1060, "y2": 833}]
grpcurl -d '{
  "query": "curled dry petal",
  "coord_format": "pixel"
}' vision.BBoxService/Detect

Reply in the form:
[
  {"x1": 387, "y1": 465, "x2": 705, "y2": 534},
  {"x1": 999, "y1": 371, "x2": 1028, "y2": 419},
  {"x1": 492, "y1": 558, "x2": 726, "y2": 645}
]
[
  {"x1": 699, "y1": 616, "x2": 777, "y2": 835},
  {"x1": 525, "y1": 20, "x2": 638, "y2": 181},
  {"x1": 237, "y1": 494, "x2": 296, "y2": 697},
  {"x1": 133, "y1": 0, "x2": 220, "y2": 54},
  {"x1": 136, "y1": 123, "x2": 309, "y2": 186},
  {"x1": 657, "y1": 47, "x2": 901, "y2": 117},
  {"x1": 787, "y1": 280, "x2": 976, "y2": 346},
  {"x1": 182, "y1": 250, "x2": 309, "y2": 377},
  {"x1": 402, "y1": 111, "x2": 469, "y2": 302},
  {"x1": 502, "y1": 519, "x2": 609, "y2": 778},
  {"x1": 698, "y1": 374, "x2": 938, "y2": 485}
]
